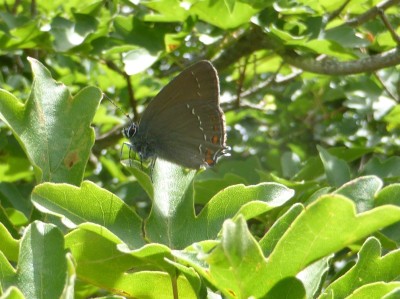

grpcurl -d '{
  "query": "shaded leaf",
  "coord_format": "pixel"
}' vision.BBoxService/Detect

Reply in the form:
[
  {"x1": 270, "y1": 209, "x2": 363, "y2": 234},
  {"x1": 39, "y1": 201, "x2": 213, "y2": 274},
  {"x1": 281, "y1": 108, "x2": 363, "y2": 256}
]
[
  {"x1": 65, "y1": 223, "x2": 201, "y2": 298},
  {"x1": 320, "y1": 237, "x2": 400, "y2": 298},
  {"x1": 0, "y1": 221, "x2": 67, "y2": 299},
  {"x1": 31, "y1": 181, "x2": 145, "y2": 248},
  {"x1": 318, "y1": 146, "x2": 351, "y2": 187}
]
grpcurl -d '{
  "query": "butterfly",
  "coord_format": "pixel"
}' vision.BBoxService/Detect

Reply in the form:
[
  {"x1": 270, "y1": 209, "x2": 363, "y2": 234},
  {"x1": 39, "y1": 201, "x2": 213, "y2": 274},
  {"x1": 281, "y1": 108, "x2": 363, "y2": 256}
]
[{"x1": 123, "y1": 60, "x2": 227, "y2": 169}]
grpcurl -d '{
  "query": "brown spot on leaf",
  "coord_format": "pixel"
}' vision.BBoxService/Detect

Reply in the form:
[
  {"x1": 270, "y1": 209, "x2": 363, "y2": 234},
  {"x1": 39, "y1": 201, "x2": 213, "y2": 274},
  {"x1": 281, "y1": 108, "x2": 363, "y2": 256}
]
[
  {"x1": 64, "y1": 151, "x2": 79, "y2": 169},
  {"x1": 228, "y1": 289, "x2": 236, "y2": 296}
]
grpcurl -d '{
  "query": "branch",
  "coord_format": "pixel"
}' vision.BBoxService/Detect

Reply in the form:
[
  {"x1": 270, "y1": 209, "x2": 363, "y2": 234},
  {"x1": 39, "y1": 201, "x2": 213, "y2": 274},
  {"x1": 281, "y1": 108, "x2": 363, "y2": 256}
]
[
  {"x1": 378, "y1": 9, "x2": 400, "y2": 45},
  {"x1": 345, "y1": 0, "x2": 400, "y2": 27},
  {"x1": 93, "y1": 124, "x2": 124, "y2": 154},
  {"x1": 327, "y1": 0, "x2": 351, "y2": 22},
  {"x1": 373, "y1": 72, "x2": 399, "y2": 101},
  {"x1": 240, "y1": 63, "x2": 288, "y2": 99},
  {"x1": 282, "y1": 47, "x2": 400, "y2": 75},
  {"x1": 214, "y1": 26, "x2": 400, "y2": 76},
  {"x1": 213, "y1": 26, "x2": 283, "y2": 71},
  {"x1": 235, "y1": 57, "x2": 250, "y2": 108},
  {"x1": 104, "y1": 60, "x2": 139, "y2": 121}
]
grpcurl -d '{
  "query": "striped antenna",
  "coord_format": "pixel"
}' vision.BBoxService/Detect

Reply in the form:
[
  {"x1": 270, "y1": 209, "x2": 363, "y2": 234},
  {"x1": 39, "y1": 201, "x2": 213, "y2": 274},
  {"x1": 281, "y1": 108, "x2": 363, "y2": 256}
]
[
  {"x1": 102, "y1": 93, "x2": 134, "y2": 123},
  {"x1": 102, "y1": 93, "x2": 137, "y2": 166}
]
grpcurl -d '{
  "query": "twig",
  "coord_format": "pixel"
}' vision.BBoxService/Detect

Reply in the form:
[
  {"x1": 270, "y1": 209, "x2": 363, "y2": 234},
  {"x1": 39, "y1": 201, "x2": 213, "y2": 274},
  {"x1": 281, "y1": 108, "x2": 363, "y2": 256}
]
[
  {"x1": 240, "y1": 63, "x2": 285, "y2": 99},
  {"x1": 104, "y1": 59, "x2": 139, "y2": 121},
  {"x1": 223, "y1": 101, "x2": 269, "y2": 113},
  {"x1": 11, "y1": 0, "x2": 20, "y2": 14},
  {"x1": 373, "y1": 72, "x2": 399, "y2": 102},
  {"x1": 345, "y1": 0, "x2": 400, "y2": 27},
  {"x1": 378, "y1": 9, "x2": 400, "y2": 45},
  {"x1": 30, "y1": 0, "x2": 36, "y2": 16},
  {"x1": 275, "y1": 69, "x2": 303, "y2": 84},
  {"x1": 124, "y1": 72, "x2": 138, "y2": 121},
  {"x1": 93, "y1": 124, "x2": 125, "y2": 154},
  {"x1": 327, "y1": 0, "x2": 351, "y2": 22},
  {"x1": 235, "y1": 57, "x2": 249, "y2": 108}
]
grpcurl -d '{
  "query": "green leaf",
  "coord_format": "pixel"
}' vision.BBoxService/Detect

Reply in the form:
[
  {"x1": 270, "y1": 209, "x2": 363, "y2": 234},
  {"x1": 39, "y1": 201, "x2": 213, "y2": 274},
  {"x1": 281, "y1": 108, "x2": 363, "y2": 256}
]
[
  {"x1": 178, "y1": 196, "x2": 387, "y2": 295},
  {"x1": 175, "y1": 216, "x2": 271, "y2": 298},
  {"x1": 146, "y1": 159, "x2": 293, "y2": 248},
  {"x1": 259, "y1": 203, "x2": 304, "y2": 256},
  {"x1": 224, "y1": 0, "x2": 236, "y2": 13},
  {"x1": 384, "y1": 104, "x2": 400, "y2": 130},
  {"x1": 334, "y1": 175, "x2": 383, "y2": 212},
  {"x1": 375, "y1": 183, "x2": 400, "y2": 243},
  {"x1": 122, "y1": 48, "x2": 160, "y2": 75},
  {"x1": 263, "y1": 195, "x2": 400, "y2": 293},
  {"x1": 0, "y1": 286, "x2": 25, "y2": 299},
  {"x1": 320, "y1": 237, "x2": 400, "y2": 298},
  {"x1": 318, "y1": 145, "x2": 351, "y2": 187},
  {"x1": 51, "y1": 14, "x2": 98, "y2": 52},
  {"x1": 31, "y1": 181, "x2": 145, "y2": 248},
  {"x1": 0, "y1": 221, "x2": 67, "y2": 299},
  {"x1": 266, "y1": 277, "x2": 306, "y2": 299},
  {"x1": 273, "y1": 2, "x2": 315, "y2": 14},
  {"x1": 347, "y1": 282, "x2": 400, "y2": 299},
  {"x1": 62, "y1": 253, "x2": 76, "y2": 299},
  {"x1": 376, "y1": 183, "x2": 400, "y2": 207},
  {"x1": 194, "y1": 173, "x2": 246, "y2": 205},
  {"x1": 142, "y1": 0, "x2": 190, "y2": 22},
  {"x1": 145, "y1": 159, "x2": 196, "y2": 247},
  {"x1": 363, "y1": 156, "x2": 400, "y2": 179},
  {"x1": 0, "y1": 182, "x2": 32, "y2": 220},
  {"x1": 293, "y1": 156, "x2": 325, "y2": 181},
  {"x1": 123, "y1": 160, "x2": 154, "y2": 200},
  {"x1": 65, "y1": 223, "x2": 200, "y2": 298},
  {"x1": 5, "y1": 208, "x2": 28, "y2": 226},
  {"x1": 0, "y1": 12, "x2": 47, "y2": 49},
  {"x1": 112, "y1": 16, "x2": 166, "y2": 53},
  {"x1": 281, "y1": 150, "x2": 301, "y2": 178},
  {"x1": 324, "y1": 25, "x2": 371, "y2": 48},
  {"x1": 0, "y1": 222, "x2": 19, "y2": 261},
  {"x1": 0, "y1": 153, "x2": 33, "y2": 182},
  {"x1": 0, "y1": 204, "x2": 19, "y2": 241},
  {"x1": 190, "y1": 0, "x2": 260, "y2": 29},
  {"x1": 214, "y1": 156, "x2": 263, "y2": 184},
  {"x1": 383, "y1": 288, "x2": 400, "y2": 299},
  {"x1": 0, "y1": 58, "x2": 102, "y2": 185},
  {"x1": 298, "y1": 257, "x2": 332, "y2": 299},
  {"x1": 288, "y1": 39, "x2": 358, "y2": 59},
  {"x1": 195, "y1": 182, "x2": 294, "y2": 240}
]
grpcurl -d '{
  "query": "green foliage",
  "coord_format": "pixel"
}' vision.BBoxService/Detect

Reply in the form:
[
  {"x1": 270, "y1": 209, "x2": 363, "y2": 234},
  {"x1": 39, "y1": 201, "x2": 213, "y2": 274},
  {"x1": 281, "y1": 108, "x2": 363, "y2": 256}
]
[
  {"x1": 0, "y1": 59, "x2": 101, "y2": 185},
  {"x1": 1, "y1": 0, "x2": 400, "y2": 298}
]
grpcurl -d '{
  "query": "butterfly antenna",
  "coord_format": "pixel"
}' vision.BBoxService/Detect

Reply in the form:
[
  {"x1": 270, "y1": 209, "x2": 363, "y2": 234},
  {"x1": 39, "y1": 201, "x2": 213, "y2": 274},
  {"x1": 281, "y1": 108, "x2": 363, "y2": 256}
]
[{"x1": 102, "y1": 93, "x2": 134, "y2": 124}]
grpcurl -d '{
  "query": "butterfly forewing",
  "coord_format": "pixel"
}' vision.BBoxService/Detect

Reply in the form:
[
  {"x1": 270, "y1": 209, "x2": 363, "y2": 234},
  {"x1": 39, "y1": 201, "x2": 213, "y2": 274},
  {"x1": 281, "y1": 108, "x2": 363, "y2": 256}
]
[{"x1": 139, "y1": 61, "x2": 219, "y2": 126}]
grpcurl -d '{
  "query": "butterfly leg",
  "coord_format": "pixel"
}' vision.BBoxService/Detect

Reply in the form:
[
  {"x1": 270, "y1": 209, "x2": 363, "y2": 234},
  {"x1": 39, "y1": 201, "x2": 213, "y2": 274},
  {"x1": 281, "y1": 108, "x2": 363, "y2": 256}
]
[{"x1": 121, "y1": 142, "x2": 134, "y2": 167}]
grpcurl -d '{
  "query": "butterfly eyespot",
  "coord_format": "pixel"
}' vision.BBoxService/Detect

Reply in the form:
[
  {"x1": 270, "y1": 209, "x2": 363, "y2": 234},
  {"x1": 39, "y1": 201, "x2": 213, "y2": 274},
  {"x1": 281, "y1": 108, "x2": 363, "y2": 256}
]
[{"x1": 123, "y1": 123, "x2": 137, "y2": 138}]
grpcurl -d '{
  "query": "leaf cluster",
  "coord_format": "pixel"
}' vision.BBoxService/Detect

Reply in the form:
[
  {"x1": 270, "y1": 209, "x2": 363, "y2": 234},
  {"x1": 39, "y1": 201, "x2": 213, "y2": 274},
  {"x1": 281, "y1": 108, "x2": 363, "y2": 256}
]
[{"x1": 1, "y1": 0, "x2": 400, "y2": 298}]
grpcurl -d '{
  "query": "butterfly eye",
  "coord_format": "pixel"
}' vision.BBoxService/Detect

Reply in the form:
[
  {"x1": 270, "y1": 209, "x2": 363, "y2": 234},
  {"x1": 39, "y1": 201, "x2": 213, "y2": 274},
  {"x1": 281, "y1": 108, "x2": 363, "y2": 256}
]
[{"x1": 123, "y1": 123, "x2": 137, "y2": 138}]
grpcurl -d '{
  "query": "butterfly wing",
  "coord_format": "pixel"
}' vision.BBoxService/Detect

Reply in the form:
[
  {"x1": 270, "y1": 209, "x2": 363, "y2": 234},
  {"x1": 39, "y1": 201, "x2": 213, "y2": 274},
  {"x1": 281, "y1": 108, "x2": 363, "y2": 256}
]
[{"x1": 137, "y1": 61, "x2": 226, "y2": 168}]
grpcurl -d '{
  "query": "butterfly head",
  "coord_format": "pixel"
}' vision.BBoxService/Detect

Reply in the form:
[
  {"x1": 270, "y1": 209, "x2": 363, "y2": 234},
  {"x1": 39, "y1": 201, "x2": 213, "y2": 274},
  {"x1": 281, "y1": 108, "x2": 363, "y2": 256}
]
[
  {"x1": 123, "y1": 123, "x2": 138, "y2": 139},
  {"x1": 123, "y1": 123, "x2": 156, "y2": 162}
]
